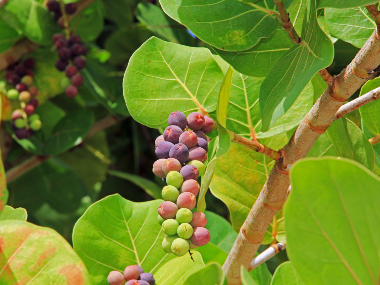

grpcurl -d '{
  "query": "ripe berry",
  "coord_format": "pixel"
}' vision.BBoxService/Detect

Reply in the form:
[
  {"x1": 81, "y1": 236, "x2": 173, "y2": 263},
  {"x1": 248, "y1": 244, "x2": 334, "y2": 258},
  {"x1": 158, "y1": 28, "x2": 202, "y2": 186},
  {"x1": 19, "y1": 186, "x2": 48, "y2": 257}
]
[
  {"x1": 187, "y1": 160, "x2": 205, "y2": 176},
  {"x1": 155, "y1": 141, "x2": 174, "y2": 159},
  {"x1": 107, "y1": 271, "x2": 124, "y2": 285},
  {"x1": 169, "y1": 143, "x2": 189, "y2": 164},
  {"x1": 15, "y1": 129, "x2": 28, "y2": 139},
  {"x1": 14, "y1": 118, "x2": 26, "y2": 129},
  {"x1": 152, "y1": 159, "x2": 166, "y2": 178},
  {"x1": 58, "y1": 47, "x2": 72, "y2": 60},
  {"x1": 55, "y1": 38, "x2": 68, "y2": 49},
  {"x1": 24, "y1": 104, "x2": 35, "y2": 115},
  {"x1": 162, "y1": 158, "x2": 181, "y2": 176},
  {"x1": 168, "y1": 111, "x2": 187, "y2": 130},
  {"x1": 52, "y1": 33, "x2": 65, "y2": 44},
  {"x1": 164, "y1": 125, "x2": 183, "y2": 144},
  {"x1": 15, "y1": 66, "x2": 27, "y2": 77},
  {"x1": 71, "y1": 74, "x2": 83, "y2": 87},
  {"x1": 8, "y1": 74, "x2": 21, "y2": 85},
  {"x1": 16, "y1": 83, "x2": 28, "y2": 92},
  {"x1": 125, "y1": 281, "x2": 139, "y2": 285},
  {"x1": 29, "y1": 98, "x2": 39, "y2": 108},
  {"x1": 65, "y1": 3, "x2": 77, "y2": 14},
  {"x1": 194, "y1": 130, "x2": 207, "y2": 141},
  {"x1": 179, "y1": 131, "x2": 198, "y2": 149},
  {"x1": 176, "y1": 208, "x2": 193, "y2": 224},
  {"x1": 71, "y1": 44, "x2": 87, "y2": 56},
  {"x1": 65, "y1": 66, "x2": 77, "y2": 78},
  {"x1": 188, "y1": 147, "x2": 207, "y2": 163},
  {"x1": 180, "y1": 179, "x2": 200, "y2": 196},
  {"x1": 162, "y1": 235, "x2": 177, "y2": 253},
  {"x1": 201, "y1": 116, "x2": 213, "y2": 134},
  {"x1": 139, "y1": 273, "x2": 155, "y2": 285},
  {"x1": 65, "y1": 85, "x2": 78, "y2": 98},
  {"x1": 26, "y1": 69, "x2": 34, "y2": 77},
  {"x1": 47, "y1": 0, "x2": 60, "y2": 12},
  {"x1": 12, "y1": 109, "x2": 23, "y2": 120},
  {"x1": 7, "y1": 89, "x2": 19, "y2": 100},
  {"x1": 197, "y1": 138, "x2": 208, "y2": 152},
  {"x1": 177, "y1": 192, "x2": 196, "y2": 210},
  {"x1": 55, "y1": 59, "x2": 68, "y2": 71},
  {"x1": 166, "y1": 171, "x2": 183, "y2": 189},
  {"x1": 54, "y1": 10, "x2": 62, "y2": 21},
  {"x1": 155, "y1": 135, "x2": 165, "y2": 148},
  {"x1": 29, "y1": 86, "x2": 38, "y2": 96},
  {"x1": 23, "y1": 58, "x2": 35, "y2": 69},
  {"x1": 177, "y1": 223, "x2": 193, "y2": 239},
  {"x1": 123, "y1": 265, "x2": 140, "y2": 281},
  {"x1": 68, "y1": 34, "x2": 81, "y2": 45},
  {"x1": 21, "y1": 75, "x2": 33, "y2": 86},
  {"x1": 19, "y1": 91, "x2": 31, "y2": 102},
  {"x1": 162, "y1": 185, "x2": 180, "y2": 202},
  {"x1": 138, "y1": 281, "x2": 150, "y2": 285},
  {"x1": 190, "y1": 212, "x2": 207, "y2": 228},
  {"x1": 190, "y1": 227, "x2": 210, "y2": 246},
  {"x1": 180, "y1": 165, "x2": 199, "y2": 181},
  {"x1": 158, "y1": 201, "x2": 178, "y2": 219},
  {"x1": 187, "y1": 112, "x2": 205, "y2": 130},
  {"x1": 73, "y1": 56, "x2": 86, "y2": 69},
  {"x1": 171, "y1": 238, "x2": 189, "y2": 256}
]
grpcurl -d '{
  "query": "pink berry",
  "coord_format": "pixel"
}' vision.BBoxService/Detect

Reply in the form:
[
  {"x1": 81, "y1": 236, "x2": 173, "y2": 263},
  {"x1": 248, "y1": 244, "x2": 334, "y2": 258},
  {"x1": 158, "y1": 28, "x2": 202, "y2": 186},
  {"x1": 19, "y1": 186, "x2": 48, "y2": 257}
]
[
  {"x1": 179, "y1": 131, "x2": 198, "y2": 149},
  {"x1": 162, "y1": 158, "x2": 181, "y2": 176},
  {"x1": 200, "y1": 116, "x2": 213, "y2": 134},
  {"x1": 152, "y1": 159, "x2": 166, "y2": 178},
  {"x1": 190, "y1": 227, "x2": 210, "y2": 246},
  {"x1": 176, "y1": 192, "x2": 196, "y2": 210},
  {"x1": 123, "y1": 265, "x2": 140, "y2": 281},
  {"x1": 190, "y1": 212, "x2": 207, "y2": 228},
  {"x1": 107, "y1": 271, "x2": 124, "y2": 285},
  {"x1": 187, "y1": 112, "x2": 205, "y2": 130},
  {"x1": 181, "y1": 179, "x2": 200, "y2": 196},
  {"x1": 158, "y1": 201, "x2": 178, "y2": 219}
]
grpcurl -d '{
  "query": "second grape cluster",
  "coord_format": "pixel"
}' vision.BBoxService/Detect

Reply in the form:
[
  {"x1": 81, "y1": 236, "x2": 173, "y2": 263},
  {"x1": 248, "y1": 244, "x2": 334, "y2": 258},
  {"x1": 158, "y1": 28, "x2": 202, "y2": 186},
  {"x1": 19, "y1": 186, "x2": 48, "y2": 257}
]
[{"x1": 153, "y1": 111, "x2": 213, "y2": 257}]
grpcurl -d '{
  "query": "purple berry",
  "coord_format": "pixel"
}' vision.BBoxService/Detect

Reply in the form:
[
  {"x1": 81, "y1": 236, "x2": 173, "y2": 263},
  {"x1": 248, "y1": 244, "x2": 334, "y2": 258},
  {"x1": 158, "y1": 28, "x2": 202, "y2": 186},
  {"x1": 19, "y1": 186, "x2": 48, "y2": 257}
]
[
  {"x1": 71, "y1": 74, "x2": 83, "y2": 87},
  {"x1": 180, "y1": 165, "x2": 199, "y2": 181},
  {"x1": 54, "y1": 10, "x2": 62, "y2": 21},
  {"x1": 107, "y1": 271, "x2": 124, "y2": 285},
  {"x1": 164, "y1": 125, "x2": 183, "y2": 144},
  {"x1": 155, "y1": 141, "x2": 174, "y2": 159},
  {"x1": 197, "y1": 138, "x2": 208, "y2": 152},
  {"x1": 68, "y1": 35, "x2": 81, "y2": 46},
  {"x1": 29, "y1": 98, "x2": 39, "y2": 108},
  {"x1": 169, "y1": 143, "x2": 189, "y2": 164},
  {"x1": 16, "y1": 83, "x2": 28, "y2": 93},
  {"x1": 176, "y1": 192, "x2": 196, "y2": 210},
  {"x1": 15, "y1": 129, "x2": 28, "y2": 139},
  {"x1": 168, "y1": 111, "x2": 187, "y2": 130},
  {"x1": 200, "y1": 116, "x2": 213, "y2": 134},
  {"x1": 179, "y1": 131, "x2": 197, "y2": 149},
  {"x1": 158, "y1": 201, "x2": 178, "y2": 219},
  {"x1": 15, "y1": 66, "x2": 27, "y2": 77},
  {"x1": 162, "y1": 158, "x2": 181, "y2": 176},
  {"x1": 71, "y1": 44, "x2": 87, "y2": 56},
  {"x1": 139, "y1": 273, "x2": 155, "y2": 285},
  {"x1": 190, "y1": 212, "x2": 207, "y2": 228},
  {"x1": 152, "y1": 159, "x2": 166, "y2": 178},
  {"x1": 9, "y1": 74, "x2": 20, "y2": 85},
  {"x1": 187, "y1": 112, "x2": 205, "y2": 130},
  {"x1": 23, "y1": 58, "x2": 35, "y2": 69},
  {"x1": 55, "y1": 38, "x2": 68, "y2": 49},
  {"x1": 135, "y1": 265, "x2": 144, "y2": 274},
  {"x1": 188, "y1": 147, "x2": 207, "y2": 163},
  {"x1": 47, "y1": 0, "x2": 60, "y2": 12},
  {"x1": 65, "y1": 66, "x2": 78, "y2": 78},
  {"x1": 190, "y1": 227, "x2": 210, "y2": 246},
  {"x1": 55, "y1": 59, "x2": 68, "y2": 71},
  {"x1": 124, "y1": 265, "x2": 140, "y2": 281},
  {"x1": 52, "y1": 33, "x2": 65, "y2": 44},
  {"x1": 73, "y1": 56, "x2": 86, "y2": 69},
  {"x1": 155, "y1": 135, "x2": 165, "y2": 148},
  {"x1": 65, "y1": 3, "x2": 77, "y2": 14},
  {"x1": 180, "y1": 179, "x2": 200, "y2": 196},
  {"x1": 194, "y1": 130, "x2": 207, "y2": 141},
  {"x1": 58, "y1": 47, "x2": 71, "y2": 60},
  {"x1": 65, "y1": 85, "x2": 78, "y2": 98}
]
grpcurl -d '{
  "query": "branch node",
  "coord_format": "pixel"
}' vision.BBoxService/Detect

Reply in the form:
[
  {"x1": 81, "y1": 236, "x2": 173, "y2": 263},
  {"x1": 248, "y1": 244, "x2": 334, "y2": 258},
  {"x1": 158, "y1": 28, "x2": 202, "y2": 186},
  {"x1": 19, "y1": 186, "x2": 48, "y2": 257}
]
[
  {"x1": 305, "y1": 114, "x2": 326, "y2": 134},
  {"x1": 240, "y1": 228, "x2": 263, "y2": 244},
  {"x1": 352, "y1": 61, "x2": 371, "y2": 79}
]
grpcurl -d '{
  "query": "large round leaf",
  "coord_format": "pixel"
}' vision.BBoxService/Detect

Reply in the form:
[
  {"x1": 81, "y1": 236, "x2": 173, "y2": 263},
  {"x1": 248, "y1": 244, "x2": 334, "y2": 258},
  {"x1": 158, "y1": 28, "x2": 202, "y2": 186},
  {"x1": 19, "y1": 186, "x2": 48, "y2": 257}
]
[
  {"x1": 359, "y1": 77, "x2": 380, "y2": 136},
  {"x1": 286, "y1": 157, "x2": 380, "y2": 285},
  {"x1": 183, "y1": 262, "x2": 224, "y2": 285},
  {"x1": 124, "y1": 37, "x2": 224, "y2": 128},
  {"x1": 73, "y1": 194, "x2": 174, "y2": 284},
  {"x1": 0, "y1": 206, "x2": 27, "y2": 221},
  {"x1": 0, "y1": 220, "x2": 92, "y2": 284},
  {"x1": 271, "y1": 262, "x2": 305, "y2": 285}
]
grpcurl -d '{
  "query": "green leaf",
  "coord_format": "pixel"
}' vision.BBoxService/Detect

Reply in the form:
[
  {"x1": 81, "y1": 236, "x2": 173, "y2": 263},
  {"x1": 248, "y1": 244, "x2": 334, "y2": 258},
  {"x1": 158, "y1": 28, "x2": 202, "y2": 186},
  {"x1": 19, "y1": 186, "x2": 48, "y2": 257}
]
[
  {"x1": 160, "y1": 0, "x2": 284, "y2": 51},
  {"x1": 154, "y1": 251, "x2": 204, "y2": 285},
  {"x1": 35, "y1": 101, "x2": 66, "y2": 138},
  {"x1": 183, "y1": 262, "x2": 225, "y2": 285},
  {"x1": 241, "y1": 266, "x2": 259, "y2": 285},
  {"x1": 288, "y1": 0, "x2": 307, "y2": 35},
  {"x1": 123, "y1": 37, "x2": 224, "y2": 128},
  {"x1": 306, "y1": 133, "x2": 337, "y2": 158},
  {"x1": 136, "y1": 3, "x2": 194, "y2": 46},
  {"x1": 73, "y1": 195, "x2": 174, "y2": 284},
  {"x1": 241, "y1": 264, "x2": 272, "y2": 285},
  {"x1": 259, "y1": 0, "x2": 333, "y2": 131},
  {"x1": 0, "y1": 20, "x2": 21, "y2": 53},
  {"x1": 286, "y1": 157, "x2": 380, "y2": 285},
  {"x1": 44, "y1": 109, "x2": 94, "y2": 156},
  {"x1": 0, "y1": 205, "x2": 27, "y2": 221},
  {"x1": 212, "y1": 28, "x2": 294, "y2": 78},
  {"x1": 218, "y1": 66, "x2": 233, "y2": 128},
  {"x1": 0, "y1": 0, "x2": 55, "y2": 45},
  {"x1": 271, "y1": 262, "x2": 305, "y2": 285},
  {"x1": 195, "y1": 243, "x2": 228, "y2": 265},
  {"x1": 311, "y1": 73, "x2": 327, "y2": 102},
  {"x1": 197, "y1": 157, "x2": 217, "y2": 212},
  {"x1": 359, "y1": 77, "x2": 380, "y2": 136},
  {"x1": 325, "y1": 7, "x2": 376, "y2": 48},
  {"x1": 0, "y1": 148, "x2": 8, "y2": 213},
  {"x1": 317, "y1": 16, "x2": 338, "y2": 44},
  {"x1": 327, "y1": 117, "x2": 375, "y2": 170},
  {"x1": 108, "y1": 170, "x2": 161, "y2": 199},
  {"x1": 317, "y1": 0, "x2": 379, "y2": 9},
  {"x1": 0, "y1": 220, "x2": 92, "y2": 284},
  {"x1": 101, "y1": 0, "x2": 135, "y2": 27}
]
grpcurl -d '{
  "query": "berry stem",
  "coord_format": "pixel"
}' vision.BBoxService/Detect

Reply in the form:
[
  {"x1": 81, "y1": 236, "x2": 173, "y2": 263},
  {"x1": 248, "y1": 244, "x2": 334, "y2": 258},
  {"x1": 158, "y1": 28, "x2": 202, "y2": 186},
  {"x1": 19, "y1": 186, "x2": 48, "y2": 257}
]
[{"x1": 58, "y1": 0, "x2": 70, "y2": 39}]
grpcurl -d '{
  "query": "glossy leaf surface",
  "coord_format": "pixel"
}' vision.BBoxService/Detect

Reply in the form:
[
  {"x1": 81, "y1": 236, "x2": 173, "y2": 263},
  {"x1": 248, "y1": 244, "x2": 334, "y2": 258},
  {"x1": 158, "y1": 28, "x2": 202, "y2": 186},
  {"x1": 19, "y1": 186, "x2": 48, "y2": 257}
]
[
  {"x1": 359, "y1": 77, "x2": 380, "y2": 136},
  {"x1": 183, "y1": 262, "x2": 225, "y2": 285},
  {"x1": 0, "y1": 205, "x2": 27, "y2": 221},
  {"x1": 271, "y1": 262, "x2": 305, "y2": 285}
]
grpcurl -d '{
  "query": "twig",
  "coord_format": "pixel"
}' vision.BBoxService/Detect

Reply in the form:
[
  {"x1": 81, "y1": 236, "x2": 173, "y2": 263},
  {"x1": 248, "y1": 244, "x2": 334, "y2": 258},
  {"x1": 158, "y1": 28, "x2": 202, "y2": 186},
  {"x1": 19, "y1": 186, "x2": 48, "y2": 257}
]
[
  {"x1": 274, "y1": 0, "x2": 300, "y2": 45},
  {"x1": 249, "y1": 243, "x2": 286, "y2": 270},
  {"x1": 223, "y1": 25, "x2": 380, "y2": 285},
  {"x1": 335, "y1": 86, "x2": 380, "y2": 120},
  {"x1": 58, "y1": 0, "x2": 95, "y2": 27},
  {"x1": 366, "y1": 5, "x2": 380, "y2": 25},
  {"x1": 318, "y1": 69, "x2": 333, "y2": 87},
  {"x1": 369, "y1": 134, "x2": 380, "y2": 145},
  {"x1": 5, "y1": 115, "x2": 125, "y2": 183},
  {"x1": 58, "y1": 0, "x2": 70, "y2": 39}
]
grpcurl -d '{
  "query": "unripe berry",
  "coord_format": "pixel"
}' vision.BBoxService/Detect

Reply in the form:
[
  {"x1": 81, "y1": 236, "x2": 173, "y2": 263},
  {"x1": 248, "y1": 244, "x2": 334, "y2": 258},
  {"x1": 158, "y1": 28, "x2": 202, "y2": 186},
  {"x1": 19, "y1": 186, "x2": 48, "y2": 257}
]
[
  {"x1": 152, "y1": 159, "x2": 166, "y2": 178},
  {"x1": 177, "y1": 223, "x2": 193, "y2": 239},
  {"x1": 162, "y1": 185, "x2": 179, "y2": 202},
  {"x1": 30, "y1": 120, "x2": 42, "y2": 131},
  {"x1": 12, "y1": 109, "x2": 23, "y2": 120},
  {"x1": 28, "y1": 114, "x2": 40, "y2": 122},
  {"x1": 157, "y1": 214, "x2": 165, "y2": 225},
  {"x1": 162, "y1": 219, "x2": 179, "y2": 235},
  {"x1": 14, "y1": 118, "x2": 26, "y2": 129},
  {"x1": 162, "y1": 158, "x2": 181, "y2": 176},
  {"x1": 162, "y1": 235, "x2": 177, "y2": 253},
  {"x1": 187, "y1": 160, "x2": 205, "y2": 176},
  {"x1": 21, "y1": 75, "x2": 33, "y2": 86},
  {"x1": 176, "y1": 208, "x2": 193, "y2": 224},
  {"x1": 7, "y1": 89, "x2": 19, "y2": 100},
  {"x1": 166, "y1": 171, "x2": 183, "y2": 189},
  {"x1": 171, "y1": 238, "x2": 189, "y2": 256}
]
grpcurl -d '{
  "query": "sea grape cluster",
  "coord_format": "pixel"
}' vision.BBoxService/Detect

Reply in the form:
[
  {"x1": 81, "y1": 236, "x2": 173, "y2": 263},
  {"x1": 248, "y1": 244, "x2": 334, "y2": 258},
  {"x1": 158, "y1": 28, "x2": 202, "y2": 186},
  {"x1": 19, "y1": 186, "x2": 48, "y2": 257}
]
[
  {"x1": 1, "y1": 58, "x2": 42, "y2": 139},
  {"x1": 154, "y1": 111, "x2": 212, "y2": 257},
  {"x1": 107, "y1": 265, "x2": 155, "y2": 285},
  {"x1": 47, "y1": 0, "x2": 77, "y2": 22}
]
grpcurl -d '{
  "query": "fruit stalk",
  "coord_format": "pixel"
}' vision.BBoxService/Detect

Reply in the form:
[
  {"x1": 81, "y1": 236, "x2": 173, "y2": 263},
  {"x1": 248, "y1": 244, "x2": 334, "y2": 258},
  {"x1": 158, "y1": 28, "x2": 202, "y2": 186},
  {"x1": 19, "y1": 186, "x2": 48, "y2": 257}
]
[
  {"x1": 273, "y1": 0, "x2": 300, "y2": 45},
  {"x1": 366, "y1": 4, "x2": 380, "y2": 25},
  {"x1": 223, "y1": 25, "x2": 380, "y2": 285}
]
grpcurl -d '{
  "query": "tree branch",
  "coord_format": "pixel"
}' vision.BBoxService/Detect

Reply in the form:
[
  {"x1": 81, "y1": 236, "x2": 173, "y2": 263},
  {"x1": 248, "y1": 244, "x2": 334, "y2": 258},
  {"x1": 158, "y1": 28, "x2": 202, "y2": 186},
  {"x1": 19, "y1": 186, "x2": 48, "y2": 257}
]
[
  {"x1": 249, "y1": 243, "x2": 286, "y2": 270},
  {"x1": 318, "y1": 69, "x2": 334, "y2": 86},
  {"x1": 5, "y1": 115, "x2": 125, "y2": 183},
  {"x1": 274, "y1": 0, "x2": 300, "y2": 45},
  {"x1": 366, "y1": 5, "x2": 380, "y2": 25},
  {"x1": 223, "y1": 25, "x2": 380, "y2": 285}
]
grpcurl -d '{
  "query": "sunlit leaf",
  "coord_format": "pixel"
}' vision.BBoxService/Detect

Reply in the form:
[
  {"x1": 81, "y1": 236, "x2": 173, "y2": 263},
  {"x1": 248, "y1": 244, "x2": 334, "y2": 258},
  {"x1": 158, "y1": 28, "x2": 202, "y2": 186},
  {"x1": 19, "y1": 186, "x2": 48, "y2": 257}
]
[
  {"x1": 317, "y1": 0, "x2": 379, "y2": 8},
  {"x1": 0, "y1": 205, "x2": 27, "y2": 221},
  {"x1": 359, "y1": 77, "x2": 380, "y2": 136},
  {"x1": 183, "y1": 262, "x2": 225, "y2": 285},
  {"x1": 271, "y1": 262, "x2": 305, "y2": 285}
]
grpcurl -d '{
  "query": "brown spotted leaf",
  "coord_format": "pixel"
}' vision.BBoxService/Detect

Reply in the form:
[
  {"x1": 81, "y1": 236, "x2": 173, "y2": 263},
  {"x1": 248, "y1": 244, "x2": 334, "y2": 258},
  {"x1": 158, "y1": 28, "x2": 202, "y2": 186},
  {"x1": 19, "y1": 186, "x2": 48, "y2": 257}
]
[{"x1": 0, "y1": 220, "x2": 92, "y2": 284}]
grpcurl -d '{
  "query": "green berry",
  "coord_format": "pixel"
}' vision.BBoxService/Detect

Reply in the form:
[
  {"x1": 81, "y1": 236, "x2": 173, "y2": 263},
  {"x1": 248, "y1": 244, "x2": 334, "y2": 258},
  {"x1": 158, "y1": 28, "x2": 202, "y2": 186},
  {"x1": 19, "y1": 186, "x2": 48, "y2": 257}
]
[
  {"x1": 177, "y1": 223, "x2": 193, "y2": 239},
  {"x1": 30, "y1": 120, "x2": 42, "y2": 131},
  {"x1": 7, "y1": 89, "x2": 19, "y2": 100},
  {"x1": 14, "y1": 118, "x2": 26, "y2": 129},
  {"x1": 21, "y1": 75, "x2": 33, "y2": 86},
  {"x1": 0, "y1": 81, "x2": 6, "y2": 93},
  {"x1": 176, "y1": 208, "x2": 193, "y2": 224},
  {"x1": 162, "y1": 219, "x2": 179, "y2": 235},
  {"x1": 162, "y1": 185, "x2": 179, "y2": 202},
  {"x1": 166, "y1": 171, "x2": 183, "y2": 188},
  {"x1": 61, "y1": 77, "x2": 71, "y2": 89},
  {"x1": 158, "y1": 214, "x2": 165, "y2": 225},
  {"x1": 171, "y1": 238, "x2": 189, "y2": 256},
  {"x1": 28, "y1": 114, "x2": 40, "y2": 122},
  {"x1": 187, "y1": 160, "x2": 205, "y2": 176},
  {"x1": 162, "y1": 235, "x2": 177, "y2": 253}
]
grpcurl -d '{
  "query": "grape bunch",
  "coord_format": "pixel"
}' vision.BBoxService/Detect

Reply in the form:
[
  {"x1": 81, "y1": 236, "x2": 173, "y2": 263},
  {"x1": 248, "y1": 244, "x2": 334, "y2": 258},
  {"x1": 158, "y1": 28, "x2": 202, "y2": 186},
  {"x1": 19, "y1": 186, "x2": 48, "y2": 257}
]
[
  {"x1": 1, "y1": 58, "x2": 42, "y2": 139},
  {"x1": 107, "y1": 265, "x2": 155, "y2": 285},
  {"x1": 47, "y1": 0, "x2": 77, "y2": 22},
  {"x1": 153, "y1": 111, "x2": 213, "y2": 256}
]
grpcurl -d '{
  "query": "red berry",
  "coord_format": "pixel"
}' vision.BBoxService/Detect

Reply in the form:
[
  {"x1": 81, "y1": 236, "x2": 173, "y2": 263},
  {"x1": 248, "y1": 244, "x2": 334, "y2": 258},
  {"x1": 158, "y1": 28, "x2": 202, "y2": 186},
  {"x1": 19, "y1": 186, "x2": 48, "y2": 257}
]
[
  {"x1": 55, "y1": 38, "x2": 68, "y2": 49},
  {"x1": 29, "y1": 86, "x2": 38, "y2": 96},
  {"x1": 71, "y1": 74, "x2": 83, "y2": 86},
  {"x1": 52, "y1": 33, "x2": 65, "y2": 44},
  {"x1": 68, "y1": 35, "x2": 81, "y2": 46},
  {"x1": 12, "y1": 109, "x2": 23, "y2": 120},
  {"x1": 29, "y1": 98, "x2": 39, "y2": 108},
  {"x1": 65, "y1": 85, "x2": 78, "y2": 98},
  {"x1": 24, "y1": 104, "x2": 35, "y2": 115},
  {"x1": 47, "y1": 0, "x2": 60, "y2": 12},
  {"x1": 23, "y1": 58, "x2": 35, "y2": 69},
  {"x1": 65, "y1": 66, "x2": 78, "y2": 78},
  {"x1": 58, "y1": 47, "x2": 71, "y2": 60},
  {"x1": 16, "y1": 83, "x2": 28, "y2": 92},
  {"x1": 65, "y1": 3, "x2": 77, "y2": 14}
]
